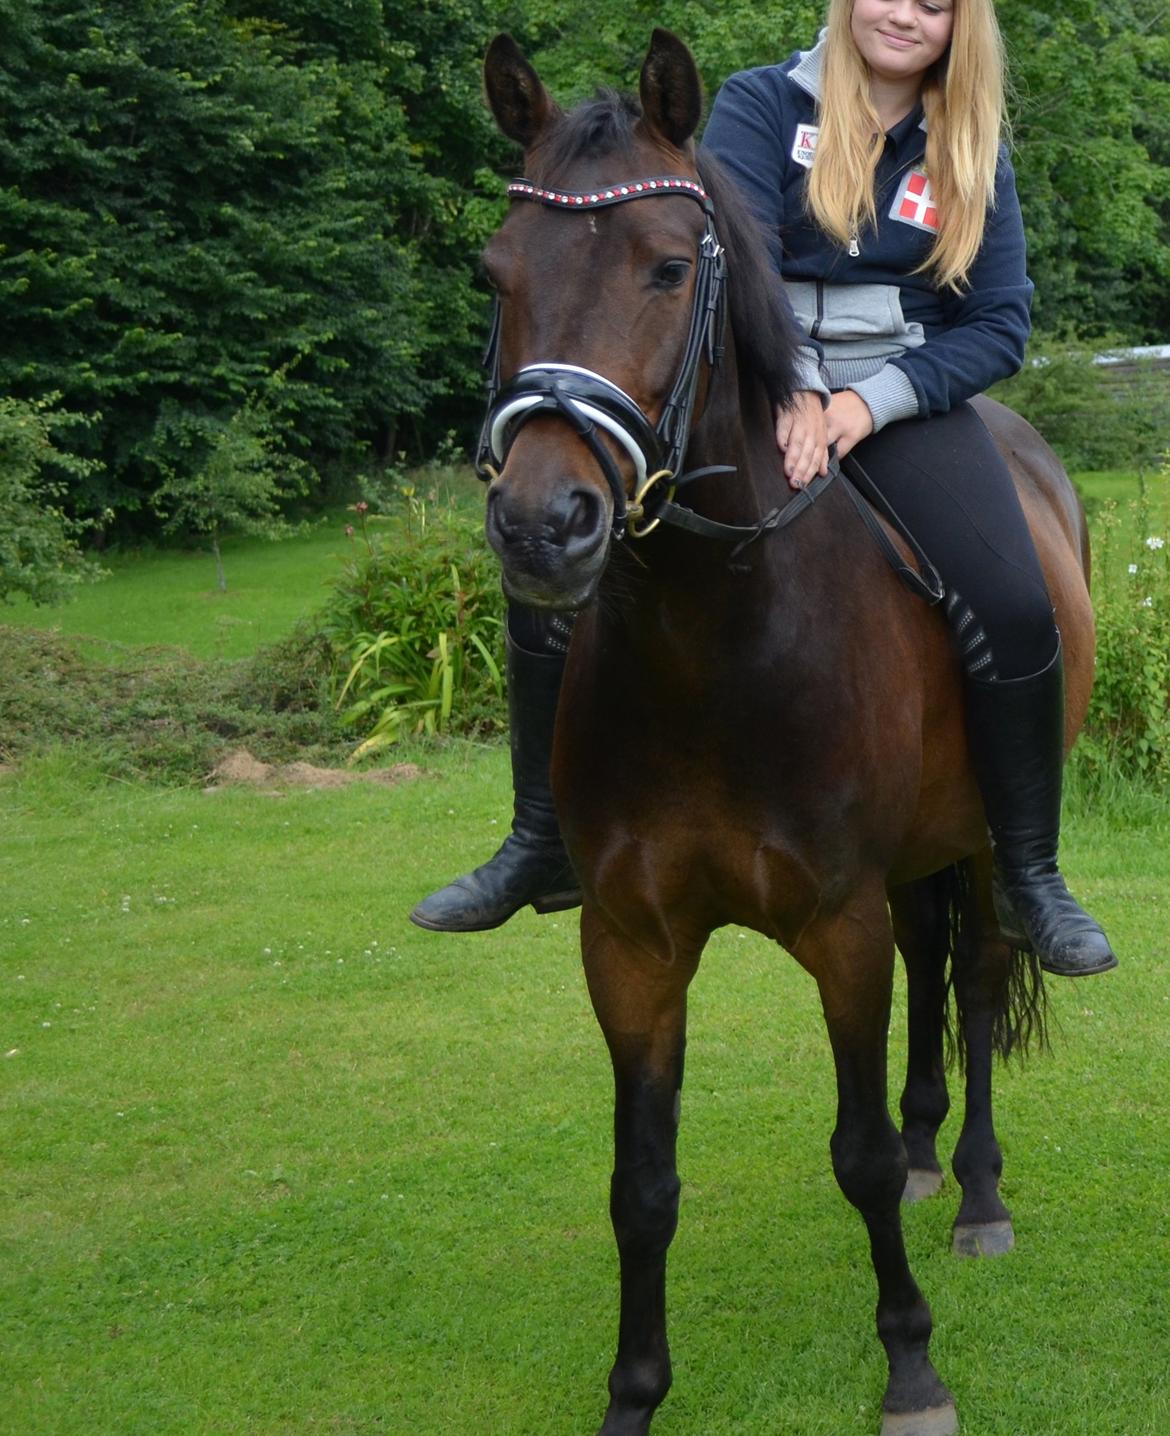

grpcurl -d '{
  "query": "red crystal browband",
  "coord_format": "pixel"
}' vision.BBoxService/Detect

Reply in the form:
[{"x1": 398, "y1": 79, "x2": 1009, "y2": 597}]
[{"x1": 507, "y1": 176, "x2": 712, "y2": 210}]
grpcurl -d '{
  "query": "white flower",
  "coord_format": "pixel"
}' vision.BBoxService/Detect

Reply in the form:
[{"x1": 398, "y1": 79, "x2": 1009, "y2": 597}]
[
  {"x1": 1128, "y1": 563, "x2": 1139, "y2": 575},
  {"x1": 1141, "y1": 596, "x2": 1154, "y2": 608},
  {"x1": 1146, "y1": 535, "x2": 1165, "y2": 550}
]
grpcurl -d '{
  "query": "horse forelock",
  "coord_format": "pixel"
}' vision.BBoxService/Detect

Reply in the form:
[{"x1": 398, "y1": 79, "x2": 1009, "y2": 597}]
[{"x1": 527, "y1": 90, "x2": 642, "y2": 186}]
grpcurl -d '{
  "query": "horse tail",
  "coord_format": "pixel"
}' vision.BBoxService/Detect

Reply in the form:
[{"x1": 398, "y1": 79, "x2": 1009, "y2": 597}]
[{"x1": 930, "y1": 858, "x2": 1050, "y2": 1069}]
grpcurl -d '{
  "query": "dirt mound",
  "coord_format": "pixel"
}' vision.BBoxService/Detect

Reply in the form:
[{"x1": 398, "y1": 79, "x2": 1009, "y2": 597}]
[{"x1": 207, "y1": 748, "x2": 423, "y2": 791}]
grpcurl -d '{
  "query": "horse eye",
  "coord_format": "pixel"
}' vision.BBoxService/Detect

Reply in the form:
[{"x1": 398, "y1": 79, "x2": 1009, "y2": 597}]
[{"x1": 653, "y1": 260, "x2": 692, "y2": 290}]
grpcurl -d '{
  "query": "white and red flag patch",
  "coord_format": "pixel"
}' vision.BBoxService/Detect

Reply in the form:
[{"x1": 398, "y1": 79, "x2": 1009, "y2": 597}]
[{"x1": 890, "y1": 169, "x2": 940, "y2": 233}]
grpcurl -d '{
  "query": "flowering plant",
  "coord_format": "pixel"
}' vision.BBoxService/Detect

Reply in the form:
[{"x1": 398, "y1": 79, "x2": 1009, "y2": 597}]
[{"x1": 1082, "y1": 466, "x2": 1170, "y2": 784}]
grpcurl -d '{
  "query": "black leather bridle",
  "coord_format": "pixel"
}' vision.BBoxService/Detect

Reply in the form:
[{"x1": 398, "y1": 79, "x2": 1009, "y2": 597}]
[
  {"x1": 474, "y1": 171, "x2": 944, "y2": 599},
  {"x1": 476, "y1": 175, "x2": 730, "y2": 540}
]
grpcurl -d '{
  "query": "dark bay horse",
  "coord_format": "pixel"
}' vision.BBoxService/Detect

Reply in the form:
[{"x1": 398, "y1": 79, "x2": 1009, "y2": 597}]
[{"x1": 478, "y1": 29, "x2": 1093, "y2": 1436}]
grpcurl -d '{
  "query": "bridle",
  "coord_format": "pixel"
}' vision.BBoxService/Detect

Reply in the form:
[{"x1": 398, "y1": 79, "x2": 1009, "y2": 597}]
[
  {"x1": 476, "y1": 175, "x2": 730, "y2": 540},
  {"x1": 474, "y1": 170, "x2": 943, "y2": 600}
]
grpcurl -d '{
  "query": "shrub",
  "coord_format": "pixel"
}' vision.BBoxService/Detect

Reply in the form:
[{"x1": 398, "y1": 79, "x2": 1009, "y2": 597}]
[
  {"x1": 989, "y1": 342, "x2": 1168, "y2": 472},
  {"x1": 0, "y1": 396, "x2": 105, "y2": 606},
  {"x1": 1079, "y1": 469, "x2": 1170, "y2": 787},
  {"x1": 319, "y1": 488, "x2": 506, "y2": 757}
]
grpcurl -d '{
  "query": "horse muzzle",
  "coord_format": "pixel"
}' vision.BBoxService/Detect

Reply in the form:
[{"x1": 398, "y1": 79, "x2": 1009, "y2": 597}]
[{"x1": 485, "y1": 463, "x2": 612, "y2": 609}]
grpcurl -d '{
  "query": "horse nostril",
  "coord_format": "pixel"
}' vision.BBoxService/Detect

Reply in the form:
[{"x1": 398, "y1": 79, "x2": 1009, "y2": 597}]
[
  {"x1": 563, "y1": 486, "x2": 605, "y2": 543},
  {"x1": 485, "y1": 486, "x2": 513, "y2": 546}
]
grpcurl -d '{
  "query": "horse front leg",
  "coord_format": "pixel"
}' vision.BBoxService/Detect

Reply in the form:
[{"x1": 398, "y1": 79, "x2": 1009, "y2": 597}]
[
  {"x1": 582, "y1": 906, "x2": 701, "y2": 1436},
  {"x1": 803, "y1": 899, "x2": 957, "y2": 1436}
]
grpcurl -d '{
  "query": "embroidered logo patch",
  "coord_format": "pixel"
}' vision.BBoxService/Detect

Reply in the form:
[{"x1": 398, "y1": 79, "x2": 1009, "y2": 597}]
[
  {"x1": 791, "y1": 124, "x2": 819, "y2": 169},
  {"x1": 890, "y1": 169, "x2": 940, "y2": 232}
]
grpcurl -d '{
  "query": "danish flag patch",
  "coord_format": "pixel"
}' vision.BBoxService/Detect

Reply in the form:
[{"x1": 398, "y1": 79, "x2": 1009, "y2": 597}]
[
  {"x1": 890, "y1": 169, "x2": 940, "y2": 233},
  {"x1": 791, "y1": 124, "x2": 819, "y2": 169}
]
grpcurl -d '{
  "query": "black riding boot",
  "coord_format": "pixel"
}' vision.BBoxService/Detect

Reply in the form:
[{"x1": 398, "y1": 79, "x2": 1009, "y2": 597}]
[
  {"x1": 409, "y1": 619, "x2": 579, "y2": 933},
  {"x1": 964, "y1": 640, "x2": 1117, "y2": 977}
]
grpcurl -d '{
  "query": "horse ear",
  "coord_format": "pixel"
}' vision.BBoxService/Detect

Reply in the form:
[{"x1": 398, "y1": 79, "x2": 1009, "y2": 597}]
[
  {"x1": 484, "y1": 34, "x2": 561, "y2": 151},
  {"x1": 638, "y1": 29, "x2": 703, "y2": 149}
]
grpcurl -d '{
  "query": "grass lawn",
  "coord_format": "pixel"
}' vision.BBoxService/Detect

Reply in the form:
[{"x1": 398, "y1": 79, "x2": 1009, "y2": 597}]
[
  {"x1": 2, "y1": 460, "x2": 1167, "y2": 1432},
  {"x1": 2, "y1": 746, "x2": 1169, "y2": 1436},
  {"x1": 0, "y1": 515, "x2": 356, "y2": 661},
  {"x1": 2, "y1": 469, "x2": 488, "y2": 662}
]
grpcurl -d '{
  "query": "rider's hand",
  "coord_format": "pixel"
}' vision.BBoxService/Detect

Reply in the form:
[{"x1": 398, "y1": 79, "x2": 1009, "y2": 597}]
[
  {"x1": 775, "y1": 390, "x2": 829, "y2": 490},
  {"x1": 825, "y1": 390, "x2": 875, "y2": 459}
]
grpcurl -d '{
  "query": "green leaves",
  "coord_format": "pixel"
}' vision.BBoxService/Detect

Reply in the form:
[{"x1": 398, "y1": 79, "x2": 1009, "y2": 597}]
[
  {"x1": 1080, "y1": 470, "x2": 1170, "y2": 785},
  {"x1": 0, "y1": 395, "x2": 105, "y2": 606},
  {"x1": 0, "y1": 0, "x2": 506, "y2": 533},
  {"x1": 321, "y1": 487, "x2": 506, "y2": 755}
]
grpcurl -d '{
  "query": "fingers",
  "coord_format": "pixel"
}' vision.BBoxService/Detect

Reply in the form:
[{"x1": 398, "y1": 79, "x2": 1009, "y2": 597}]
[
  {"x1": 784, "y1": 428, "x2": 828, "y2": 488},
  {"x1": 824, "y1": 391, "x2": 875, "y2": 462},
  {"x1": 775, "y1": 393, "x2": 829, "y2": 490}
]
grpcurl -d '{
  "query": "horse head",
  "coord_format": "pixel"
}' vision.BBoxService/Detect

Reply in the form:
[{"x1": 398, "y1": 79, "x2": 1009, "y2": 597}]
[{"x1": 479, "y1": 30, "x2": 720, "y2": 609}]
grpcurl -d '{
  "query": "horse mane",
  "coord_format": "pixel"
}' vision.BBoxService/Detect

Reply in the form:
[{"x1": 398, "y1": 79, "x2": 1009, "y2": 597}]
[
  {"x1": 526, "y1": 90, "x2": 801, "y2": 410},
  {"x1": 693, "y1": 147, "x2": 802, "y2": 409}
]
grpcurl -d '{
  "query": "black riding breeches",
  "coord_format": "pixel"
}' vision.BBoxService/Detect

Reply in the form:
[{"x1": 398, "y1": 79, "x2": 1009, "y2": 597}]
[{"x1": 849, "y1": 401, "x2": 1058, "y2": 681}]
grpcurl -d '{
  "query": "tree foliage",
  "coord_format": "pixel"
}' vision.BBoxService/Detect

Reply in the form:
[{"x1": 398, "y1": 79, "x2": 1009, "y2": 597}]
[
  {"x1": 0, "y1": 0, "x2": 510, "y2": 536},
  {"x1": 0, "y1": 396, "x2": 104, "y2": 605},
  {"x1": 0, "y1": 1, "x2": 1167, "y2": 544}
]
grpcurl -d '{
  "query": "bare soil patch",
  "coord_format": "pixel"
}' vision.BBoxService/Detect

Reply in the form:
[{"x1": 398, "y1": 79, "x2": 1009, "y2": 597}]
[{"x1": 207, "y1": 747, "x2": 424, "y2": 791}]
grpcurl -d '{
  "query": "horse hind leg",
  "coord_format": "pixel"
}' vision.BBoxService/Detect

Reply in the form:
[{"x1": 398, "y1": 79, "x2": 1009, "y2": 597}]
[
  {"x1": 950, "y1": 852, "x2": 1048, "y2": 1258},
  {"x1": 890, "y1": 873, "x2": 958, "y2": 1203},
  {"x1": 582, "y1": 908, "x2": 701, "y2": 1436},
  {"x1": 803, "y1": 894, "x2": 957, "y2": 1436}
]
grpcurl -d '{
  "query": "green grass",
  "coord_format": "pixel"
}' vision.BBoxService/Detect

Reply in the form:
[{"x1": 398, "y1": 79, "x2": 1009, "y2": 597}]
[
  {"x1": 2, "y1": 463, "x2": 1167, "y2": 1432},
  {"x1": 2, "y1": 746, "x2": 1169, "y2": 1435},
  {"x1": 0, "y1": 515, "x2": 361, "y2": 661},
  {"x1": 0, "y1": 466, "x2": 1155, "y2": 664},
  {"x1": 2, "y1": 470, "x2": 488, "y2": 663}
]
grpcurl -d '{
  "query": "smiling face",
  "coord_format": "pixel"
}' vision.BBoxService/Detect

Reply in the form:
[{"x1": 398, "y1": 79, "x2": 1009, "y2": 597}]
[{"x1": 849, "y1": 0, "x2": 955, "y2": 85}]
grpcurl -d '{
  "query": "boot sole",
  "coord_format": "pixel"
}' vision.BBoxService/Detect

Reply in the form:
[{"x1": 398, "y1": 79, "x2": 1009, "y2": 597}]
[
  {"x1": 409, "y1": 888, "x2": 583, "y2": 934},
  {"x1": 1038, "y1": 951, "x2": 1119, "y2": 978}
]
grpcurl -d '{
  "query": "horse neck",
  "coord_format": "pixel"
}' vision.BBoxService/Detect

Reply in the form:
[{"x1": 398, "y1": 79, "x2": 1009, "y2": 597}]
[{"x1": 598, "y1": 340, "x2": 818, "y2": 632}]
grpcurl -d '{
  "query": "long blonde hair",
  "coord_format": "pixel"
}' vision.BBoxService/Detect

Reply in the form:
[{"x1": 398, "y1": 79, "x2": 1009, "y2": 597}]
[{"x1": 806, "y1": 0, "x2": 1007, "y2": 290}]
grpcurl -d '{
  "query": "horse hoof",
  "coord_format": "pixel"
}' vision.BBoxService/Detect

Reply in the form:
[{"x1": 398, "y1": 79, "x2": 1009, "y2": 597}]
[
  {"x1": 952, "y1": 1219, "x2": 1014, "y2": 1257},
  {"x1": 880, "y1": 1401, "x2": 959, "y2": 1436},
  {"x1": 902, "y1": 1168, "x2": 944, "y2": 1203}
]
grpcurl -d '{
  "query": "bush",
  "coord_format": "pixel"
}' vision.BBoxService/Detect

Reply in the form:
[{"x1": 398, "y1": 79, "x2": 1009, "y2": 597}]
[
  {"x1": 0, "y1": 396, "x2": 105, "y2": 605},
  {"x1": 989, "y1": 342, "x2": 1169, "y2": 472},
  {"x1": 319, "y1": 486, "x2": 506, "y2": 757},
  {"x1": 1079, "y1": 468, "x2": 1170, "y2": 787}
]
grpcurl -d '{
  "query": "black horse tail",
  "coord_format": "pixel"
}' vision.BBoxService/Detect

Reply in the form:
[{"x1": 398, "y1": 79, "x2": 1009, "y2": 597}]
[{"x1": 929, "y1": 858, "x2": 1050, "y2": 1068}]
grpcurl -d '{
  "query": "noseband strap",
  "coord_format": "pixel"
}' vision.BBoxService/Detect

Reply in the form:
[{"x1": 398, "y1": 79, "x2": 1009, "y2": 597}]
[{"x1": 476, "y1": 175, "x2": 727, "y2": 540}]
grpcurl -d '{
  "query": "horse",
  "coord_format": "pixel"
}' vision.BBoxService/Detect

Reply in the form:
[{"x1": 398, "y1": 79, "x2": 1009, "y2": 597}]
[{"x1": 476, "y1": 29, "x2": 1092, "y2": 1436}]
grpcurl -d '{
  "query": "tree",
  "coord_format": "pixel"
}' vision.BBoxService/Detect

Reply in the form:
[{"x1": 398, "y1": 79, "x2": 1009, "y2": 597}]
[{"x1": 0, "y1": 397, "x2": 104, "y2": 605}]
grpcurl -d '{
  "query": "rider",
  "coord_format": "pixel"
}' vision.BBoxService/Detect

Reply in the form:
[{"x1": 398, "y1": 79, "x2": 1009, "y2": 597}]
[{"x1": 411, "y1": 0, "x2": 1117, "y2": 979}]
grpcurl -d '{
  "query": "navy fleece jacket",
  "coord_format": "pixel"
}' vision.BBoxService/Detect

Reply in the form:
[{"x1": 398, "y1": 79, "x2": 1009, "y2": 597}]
[{"x1": 701, "y1": 35, "x2": 1034, "y2": 430}]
